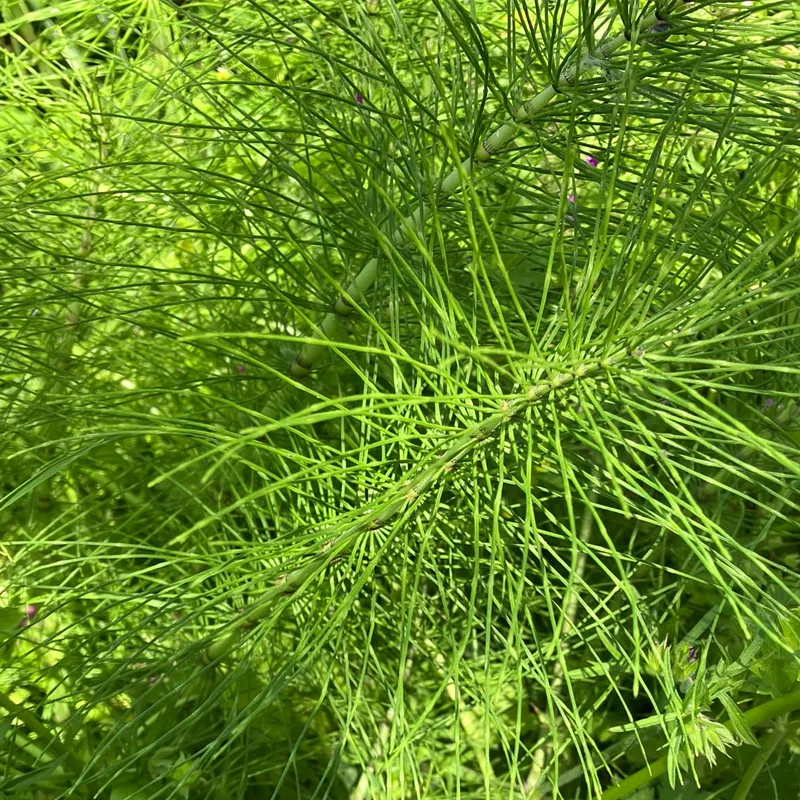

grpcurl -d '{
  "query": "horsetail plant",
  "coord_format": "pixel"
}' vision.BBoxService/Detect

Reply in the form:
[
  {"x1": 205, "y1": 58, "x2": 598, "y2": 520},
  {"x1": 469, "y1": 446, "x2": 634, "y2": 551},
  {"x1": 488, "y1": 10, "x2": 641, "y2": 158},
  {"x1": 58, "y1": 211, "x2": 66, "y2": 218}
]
[
  {"x1": 2, "y1": 0, "x2": 800, "y2": 798},
  {"x1": 289, "y1": 0, "x2": 693, "y2": 378}
]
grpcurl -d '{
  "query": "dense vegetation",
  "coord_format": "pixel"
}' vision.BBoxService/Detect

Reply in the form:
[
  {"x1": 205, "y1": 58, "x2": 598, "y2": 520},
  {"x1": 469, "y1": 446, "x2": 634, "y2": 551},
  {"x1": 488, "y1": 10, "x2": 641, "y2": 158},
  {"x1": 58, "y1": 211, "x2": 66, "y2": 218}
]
[{"x1": 2, "y1": 0, "x2": 800, "y2": 797}]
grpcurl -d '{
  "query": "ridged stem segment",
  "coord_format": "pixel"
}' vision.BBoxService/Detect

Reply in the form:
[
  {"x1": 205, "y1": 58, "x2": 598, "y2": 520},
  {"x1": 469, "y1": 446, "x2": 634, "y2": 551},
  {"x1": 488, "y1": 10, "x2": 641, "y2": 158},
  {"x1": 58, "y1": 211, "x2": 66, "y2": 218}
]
[
  {"x1": 290, "y1": 2, "x2": 688, "y2": 377},
  {"x1": 206, "y1": 349, "x2": 637, "y2": 662}
]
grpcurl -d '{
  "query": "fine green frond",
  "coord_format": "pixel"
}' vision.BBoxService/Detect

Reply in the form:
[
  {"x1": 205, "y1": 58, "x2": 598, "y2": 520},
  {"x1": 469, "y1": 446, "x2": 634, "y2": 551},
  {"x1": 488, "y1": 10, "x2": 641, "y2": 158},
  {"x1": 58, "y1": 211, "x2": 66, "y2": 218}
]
[{"x1": 2, "y1": 0, "x2": 800, "y2": 797}]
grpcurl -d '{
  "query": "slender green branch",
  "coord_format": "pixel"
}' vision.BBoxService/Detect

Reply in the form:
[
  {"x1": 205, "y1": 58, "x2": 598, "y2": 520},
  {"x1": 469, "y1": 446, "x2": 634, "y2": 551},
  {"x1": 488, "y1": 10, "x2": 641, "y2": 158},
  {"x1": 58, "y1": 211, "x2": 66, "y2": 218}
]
[
  {"x1": 206, "y1": 351, "x2": 635, "y2": 661},
  {"x1": 698, "y1": 402, "x2": 799, "y2": 501},
  {"x1": 525, "y1": 484, "x2": 598, "y2": 797},
  {"x1": 731, "y1": 716, "x2": 787, "y2": 800},
  {"x1": 427, "y1": 639, "x2": 497, "y2": 783},
  {"x1": 599, "y1": 689, "x2": 800, "y2": 800},
  {"x1": 350, "y1": 652, "x2": 413, "y2": 800},
  {"x1": 290, "y1": 1, "x2": 690, "y2": 377},
  {"x1": 0, "y1": 690, "x2": 84, "y2": 772}
]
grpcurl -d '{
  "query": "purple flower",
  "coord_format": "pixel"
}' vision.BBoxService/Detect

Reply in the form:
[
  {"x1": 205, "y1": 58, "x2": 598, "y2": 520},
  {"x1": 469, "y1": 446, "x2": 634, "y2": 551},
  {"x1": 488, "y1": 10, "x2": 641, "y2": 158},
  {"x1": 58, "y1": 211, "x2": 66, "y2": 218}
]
[
  {"x1": 687, "y1": 645, "x2": 698, "y2": 664},
  {"x1": 236, "y1": 364, "x2": 245, "y2": 374},
  {"x1": 567, "y1": 193, "x2": 576, "y2": 204},
  {"x1": 762, "y1": 397, "x2": 775, "y2": 409},
  {"x1": 566, "y1": 215, "x2": 574, "y2": 222},
  {"x1": 354, "y1": 92, "x2": 363, "y2": 105},
  {"x1": 585, "y1": 156, "x2": 599, "y2": 168},
  {"x1": 19, "y1": 604, "x2": 37, "y2": 628}
]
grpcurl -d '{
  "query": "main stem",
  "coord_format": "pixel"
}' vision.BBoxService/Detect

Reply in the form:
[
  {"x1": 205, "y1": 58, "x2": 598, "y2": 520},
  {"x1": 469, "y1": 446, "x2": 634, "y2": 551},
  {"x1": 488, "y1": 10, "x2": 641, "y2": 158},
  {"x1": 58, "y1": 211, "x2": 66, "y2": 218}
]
[
  {"x1": 290, "y1": 2, "x2": 688, "y2": 378},
  {"x1": 205, "y1": 349, "x2": 641, "y2": 661}
]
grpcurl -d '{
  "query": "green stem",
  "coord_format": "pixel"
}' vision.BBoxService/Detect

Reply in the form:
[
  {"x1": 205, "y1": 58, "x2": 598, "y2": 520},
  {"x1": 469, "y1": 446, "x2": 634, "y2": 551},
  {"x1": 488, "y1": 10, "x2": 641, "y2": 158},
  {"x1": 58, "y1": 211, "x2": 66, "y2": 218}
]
[
  {"x1": 205, "y1": 351, "x2": 638, "y2": 661},
  {"x1": 698, "y1": 401, "x2": 799, "y2": 501},
  {"x1": 600, "y1": 689, "x2": 800, "y2": 800},
  {"x1": 290, "y1": 1, "x2": 690, "y2": 377},
  {"x1": 0, "y1": 690, "x2": 84, "y2": 772},
  {"x1": 525, "y1": 485, "x2": 598, "y2": 797},
  {"x1": 731, "y1": 716, "x2": 787, "y2": 800}
]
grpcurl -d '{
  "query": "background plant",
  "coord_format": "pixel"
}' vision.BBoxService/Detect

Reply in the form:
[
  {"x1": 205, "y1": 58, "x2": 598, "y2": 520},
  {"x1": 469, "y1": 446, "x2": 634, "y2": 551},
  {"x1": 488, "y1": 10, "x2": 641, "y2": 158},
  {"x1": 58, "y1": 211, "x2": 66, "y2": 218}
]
[{"x1": 2, "y1": 0, "x2": 800, "y2": 798}]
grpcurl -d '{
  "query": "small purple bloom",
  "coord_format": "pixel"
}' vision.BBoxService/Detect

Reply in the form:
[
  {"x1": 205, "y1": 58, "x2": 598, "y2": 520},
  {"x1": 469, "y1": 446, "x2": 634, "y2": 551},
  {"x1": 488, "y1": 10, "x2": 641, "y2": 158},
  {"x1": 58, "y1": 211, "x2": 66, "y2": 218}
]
[
  {"x1": 567, "y1": 193, "x2": 576, "y2": 204},
  {"x1": 354, "y1": 92, "x2": 363, "y2": 105},
  {"x1": 19, "y1": 604, "x2": 37, "y2": 628},
  {"x1": 687, "y1": 645, "x2": 698, "y2": 664},
  {"x1": 762, "y1": 397, "x2": 775, "y2": 409},
  {"x1": 585, "y1": 156, "x2": 599, "y2": 168},
  {"x1": 236, "y1": 364, "x2": 245, "y2": 374},
  {"x1": 566, "y1": 215, "x2": 574, "y2": 222}
]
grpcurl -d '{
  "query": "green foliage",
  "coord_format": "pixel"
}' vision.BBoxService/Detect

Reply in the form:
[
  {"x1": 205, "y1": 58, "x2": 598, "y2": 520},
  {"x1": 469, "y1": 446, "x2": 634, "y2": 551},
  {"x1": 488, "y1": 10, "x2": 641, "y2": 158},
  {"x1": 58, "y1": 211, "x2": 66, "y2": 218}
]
[{"x1": 2, "y1": 0, "x2": 800, "y2": 798}]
